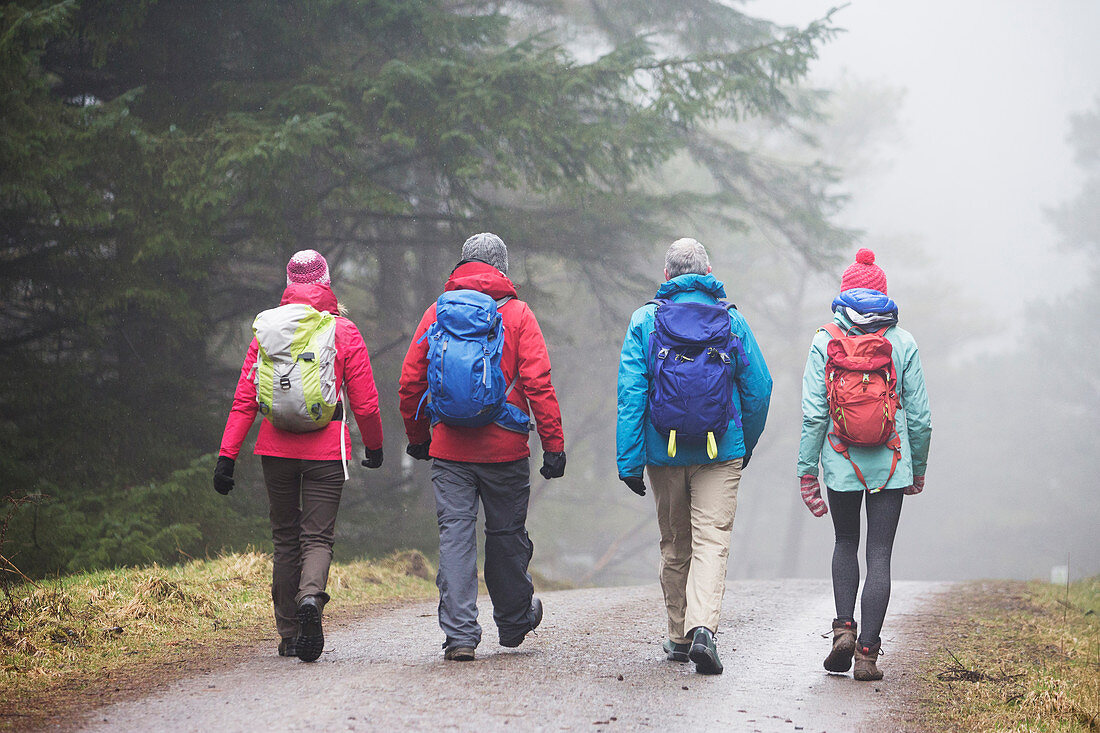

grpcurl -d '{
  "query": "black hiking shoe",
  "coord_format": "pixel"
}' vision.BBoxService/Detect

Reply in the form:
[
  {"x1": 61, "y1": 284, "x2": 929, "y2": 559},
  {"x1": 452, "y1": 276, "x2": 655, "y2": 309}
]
[
  {"x1": 444, "y1": 645, "x2": 476, "y2": 661},
  {"x1": 663, "y1": 639, "x2": 690, "y2": 663},
  {"x1": 278, "y1": 636, "x2": 297, "y2": 658},
  {"x1": 688, "y1": 626, "x2": 723, "y2": 675},
  {"x1": 823, "y1": 618, "x2": 857, "y2": 673},
  {"x1": 500, "y1": 596, "x2": 543, "y2": 648},
  {"x1": 295, "y1": 596, "x2": 324, "y2": 662}
]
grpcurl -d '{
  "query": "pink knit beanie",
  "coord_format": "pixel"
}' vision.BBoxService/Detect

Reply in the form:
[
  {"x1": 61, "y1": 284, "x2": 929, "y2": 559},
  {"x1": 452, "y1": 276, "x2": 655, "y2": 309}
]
[
  {"x1": 840, "y1": 248, "x2": 887, "y2": 294},
  {"x1": 286, "y1": 249, "x2": 331, "y2": 286}
]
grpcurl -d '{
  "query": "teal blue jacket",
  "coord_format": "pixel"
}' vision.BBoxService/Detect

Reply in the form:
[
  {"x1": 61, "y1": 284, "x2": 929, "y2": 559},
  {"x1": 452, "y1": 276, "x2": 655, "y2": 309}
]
[
  {"x1": 616, "y1": 274, "x2": 773, "y2": 478},
  {"x1": 797, "y1": 306, "x2": 932, "y2": 491}
]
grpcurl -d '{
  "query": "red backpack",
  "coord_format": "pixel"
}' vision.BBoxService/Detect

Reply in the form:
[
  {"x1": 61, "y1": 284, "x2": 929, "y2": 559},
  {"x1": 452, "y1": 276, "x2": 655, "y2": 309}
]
[{"x1": 821, "y1": 323, "x2": 902, "y2": 492}]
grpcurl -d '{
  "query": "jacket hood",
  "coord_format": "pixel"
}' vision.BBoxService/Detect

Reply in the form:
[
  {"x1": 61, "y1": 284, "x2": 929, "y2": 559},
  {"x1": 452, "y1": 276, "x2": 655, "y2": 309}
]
[
  {"x1": 832, "y1": 288, "x2": 897, "y2": 316},
  {"x1": 281, "y1": 283, "x2": 339, "y2": 313},
  {"x1": 444, "y1": 261, "x2": 519, "y2": 300},
  {"x1": 832, "y1": 288, "x2": 899, "y2": 332},
  {"x1": 655, "y1": 273, "x2": 727, "y2": 300}
]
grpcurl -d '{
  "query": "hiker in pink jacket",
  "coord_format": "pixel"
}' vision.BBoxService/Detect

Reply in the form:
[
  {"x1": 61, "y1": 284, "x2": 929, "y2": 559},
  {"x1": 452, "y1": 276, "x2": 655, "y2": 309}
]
[{"x1": 215, "y1": 250, "x2": 384, "y2": 662}]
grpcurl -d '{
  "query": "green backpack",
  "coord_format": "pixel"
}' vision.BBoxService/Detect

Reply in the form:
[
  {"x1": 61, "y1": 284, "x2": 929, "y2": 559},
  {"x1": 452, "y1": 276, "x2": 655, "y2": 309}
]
[{"x1": 252, "y1": 303, "x2": 339, "y2": 432}]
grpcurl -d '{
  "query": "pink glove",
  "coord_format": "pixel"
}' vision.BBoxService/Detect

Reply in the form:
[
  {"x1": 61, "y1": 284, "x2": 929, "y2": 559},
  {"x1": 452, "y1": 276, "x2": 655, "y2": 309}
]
[
  {"x1": 904, "y1": 475, "x2": 925, "y2": 495},
  {"x1": 800, "y1": 475, "x2": 828, "y2": 517}
]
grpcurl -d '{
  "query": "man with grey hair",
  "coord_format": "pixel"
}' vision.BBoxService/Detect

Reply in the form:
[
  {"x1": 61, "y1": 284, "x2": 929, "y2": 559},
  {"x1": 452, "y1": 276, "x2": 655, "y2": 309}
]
[
  {"x1": 616, "y1": 237, "x2": 772, "y2": 675},
  {"x1": 399, "y1": 232, "x2": 566, "y2": 662},
  {"x1": 664, "y1": 236, "x2": 711, "y2": 279}
]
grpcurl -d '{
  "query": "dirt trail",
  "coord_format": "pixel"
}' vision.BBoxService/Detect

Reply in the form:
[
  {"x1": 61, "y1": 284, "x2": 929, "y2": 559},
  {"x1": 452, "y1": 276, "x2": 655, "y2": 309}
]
[{"x1": 71, "y1": 580, "x2": 949, "y2": 732}]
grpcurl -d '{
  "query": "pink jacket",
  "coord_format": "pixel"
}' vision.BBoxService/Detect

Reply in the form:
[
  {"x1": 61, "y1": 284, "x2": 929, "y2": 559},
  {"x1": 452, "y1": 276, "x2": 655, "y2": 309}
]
[{"x1": 219, "y1": 283, "x2": 384, "y2": 461}]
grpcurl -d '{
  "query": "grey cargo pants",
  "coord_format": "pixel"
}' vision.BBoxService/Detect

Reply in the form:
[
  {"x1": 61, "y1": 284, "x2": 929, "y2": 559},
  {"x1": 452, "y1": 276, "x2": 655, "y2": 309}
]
[
  {"x1": 432, "y1": 458, "x2": 537, "y2": 649},
  {"x1": 262, "y1": 456, "x2": 344, "y2": 639}
]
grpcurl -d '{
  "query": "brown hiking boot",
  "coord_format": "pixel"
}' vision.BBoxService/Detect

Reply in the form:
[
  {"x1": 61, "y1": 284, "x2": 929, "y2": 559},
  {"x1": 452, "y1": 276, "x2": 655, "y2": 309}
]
[
  {"x1": 853, "y1": 641, "x2": 883, "y2": 681},
  {"x1": 823, "y1": 619, "x2": 857, "y2": 673}
]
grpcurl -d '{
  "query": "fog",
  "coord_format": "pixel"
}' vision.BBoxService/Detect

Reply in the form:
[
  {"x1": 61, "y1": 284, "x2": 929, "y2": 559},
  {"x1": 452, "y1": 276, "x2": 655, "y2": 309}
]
[
  {"x1": 745, "y1": 0, "x2": 1100, "y2": 582},
  {"x1": 768, "y1": 1, "x2": 1099, "y2": 580},
  {"x1": 528, "y1": 1, "x2": 1100, "y2": 587},
  {"x1": 770, "y1": 0, "x2": 1100, "y2": 311},
  {"x1": 7, "y1": 1, "x2": 1095, "y2": 586}
]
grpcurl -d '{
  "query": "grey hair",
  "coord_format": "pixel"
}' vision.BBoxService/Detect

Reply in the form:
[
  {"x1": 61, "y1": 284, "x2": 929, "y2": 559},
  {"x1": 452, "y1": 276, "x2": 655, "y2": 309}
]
[{"x1": 664, "y1": 237, "x2": 710, "y2": 279}]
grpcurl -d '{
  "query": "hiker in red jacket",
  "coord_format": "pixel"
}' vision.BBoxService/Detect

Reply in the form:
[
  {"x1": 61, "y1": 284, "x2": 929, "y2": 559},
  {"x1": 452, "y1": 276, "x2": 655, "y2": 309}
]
[
  {"x1": 215, "y1": 250, "x2": 384, "y2": 662},
  {"x1": 399, "y1": 233, "x2": 566, "y2": 661}
]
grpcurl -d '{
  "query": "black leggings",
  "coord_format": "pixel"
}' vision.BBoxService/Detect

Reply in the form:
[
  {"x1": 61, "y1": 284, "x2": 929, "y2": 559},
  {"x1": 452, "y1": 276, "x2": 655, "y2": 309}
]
[{"x1": 828, "y1": 488, "x2": 904, "y2": 647}]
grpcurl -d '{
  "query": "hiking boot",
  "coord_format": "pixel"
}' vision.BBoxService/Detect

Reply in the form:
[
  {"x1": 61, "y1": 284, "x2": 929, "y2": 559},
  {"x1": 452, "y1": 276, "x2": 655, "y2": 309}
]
[
  {"x1": 444, "y1": 645, "x2": 476, "y2": 661},
  {"x1": 278, "y1": 636, "x2": 298, "y2": 658},
  {"x1": 823, "y1": 618, "x2": 857, "y2": 673},
  {"x1": 500, "y1": 596, "x2": 543, "y2": 648},
  {"x1": 688, "y1": 626, "x2": 723, "y2": 675},
  {"x1": 662, "y1": 639, "x2": 690, "y2": 663},
  {"x1": 295, "y1": 596, "x2": 324, "y2": 662},
  {"x1": 853, "y1": 640, "x2": 883, "y2": 681}
]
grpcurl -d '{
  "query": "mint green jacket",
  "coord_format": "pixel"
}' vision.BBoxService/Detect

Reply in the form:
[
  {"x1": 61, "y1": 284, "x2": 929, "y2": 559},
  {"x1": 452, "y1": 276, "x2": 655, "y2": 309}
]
[{"x1": 797, "y1": 311, "x2": 932, "y2": 492}]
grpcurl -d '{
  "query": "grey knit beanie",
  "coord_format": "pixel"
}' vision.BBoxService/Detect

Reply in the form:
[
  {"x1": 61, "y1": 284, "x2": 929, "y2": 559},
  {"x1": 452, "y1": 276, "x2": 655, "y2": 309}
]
[{"x1": 460, "y1": 232, "x2": 509, "y2": 274}]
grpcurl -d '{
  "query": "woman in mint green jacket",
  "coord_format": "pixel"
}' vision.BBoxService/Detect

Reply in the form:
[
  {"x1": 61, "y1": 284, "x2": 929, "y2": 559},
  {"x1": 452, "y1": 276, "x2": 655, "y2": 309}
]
[{"x1": 797, "y1": 249, "x2": 931, "y2": 683}]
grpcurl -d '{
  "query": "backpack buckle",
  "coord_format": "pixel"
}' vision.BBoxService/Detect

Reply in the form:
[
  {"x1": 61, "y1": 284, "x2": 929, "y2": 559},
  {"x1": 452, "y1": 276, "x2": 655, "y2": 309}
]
[
  {"x1": 657, "y1": 348, "x2": 670, "y2": 360},
  {"x1": 280, "y1": 376, "x2": 292, "y2": 390}
]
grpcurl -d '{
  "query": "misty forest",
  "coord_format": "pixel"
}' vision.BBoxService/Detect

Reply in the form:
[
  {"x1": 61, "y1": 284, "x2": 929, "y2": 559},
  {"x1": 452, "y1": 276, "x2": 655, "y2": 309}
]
[{"x1": 2, "y1": 0, "x2": 1097, "y2": 589}]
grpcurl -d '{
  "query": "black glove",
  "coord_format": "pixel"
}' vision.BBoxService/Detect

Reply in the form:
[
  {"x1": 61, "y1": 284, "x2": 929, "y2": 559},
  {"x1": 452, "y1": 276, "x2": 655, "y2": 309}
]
[
  {"x1": 213, "y1": 456, "x2": 235, "y2": 495},
  {"x1": 406, "y1": 441, "x2": 431, "y2": 461},
  {"x1": 620, "y1": 475, "x2": 647, "y2": 497},
  {"x1": 539, "y1": 451, "x2": 566, "y2": 480},
  {"x1": 740, "y1": 453, "x2": 750, "y2": 470},
  {"x1": 361, "y1": 447, "x2": 384, "y2": 469}
]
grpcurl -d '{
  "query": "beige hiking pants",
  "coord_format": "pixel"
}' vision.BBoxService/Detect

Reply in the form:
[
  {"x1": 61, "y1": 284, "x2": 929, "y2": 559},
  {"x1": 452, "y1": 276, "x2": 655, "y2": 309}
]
[{"x1": 648, "y1": 458, "x2": 742, "y2": 643}]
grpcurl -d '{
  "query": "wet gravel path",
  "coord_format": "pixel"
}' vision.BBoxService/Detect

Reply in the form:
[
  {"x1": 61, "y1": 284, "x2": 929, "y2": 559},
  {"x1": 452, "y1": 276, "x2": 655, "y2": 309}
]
[{"x1": 76, "y1": 580, "x2": 949, "y2": 732}]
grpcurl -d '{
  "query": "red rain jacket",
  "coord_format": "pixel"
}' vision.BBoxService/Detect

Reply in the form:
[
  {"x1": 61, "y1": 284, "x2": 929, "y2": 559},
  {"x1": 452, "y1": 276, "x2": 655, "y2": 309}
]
[
  {"x1": 398, "y1": 262, "x2": 565, "y2": 463},
  {"x1": 219, "y1": 283, "x2": 384, "y2": 461}
]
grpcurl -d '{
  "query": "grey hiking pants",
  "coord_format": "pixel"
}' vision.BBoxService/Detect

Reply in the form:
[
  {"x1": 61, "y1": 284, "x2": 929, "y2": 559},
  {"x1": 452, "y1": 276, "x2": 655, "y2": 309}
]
[
  {"x1": 262, "y1": 456, "x2": 344, "y2": 639},
  {"x1": 432, "y1": 458, "x2": 536, "y2": 649}
]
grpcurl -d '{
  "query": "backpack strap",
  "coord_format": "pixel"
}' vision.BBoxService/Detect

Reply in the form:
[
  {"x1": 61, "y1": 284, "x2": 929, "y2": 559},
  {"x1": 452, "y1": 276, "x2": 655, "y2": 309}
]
[
  {"x1": 820, "y1": 322, "x2": 844, "y2": 339},
  {"x1": 720, "y1": 303, "x2": 748, "y2": 367},
  {"x1": 828, "y1": 432, "x2": 902, "y2": 493},
  {"x1": 339, "y1": 386, "x2": 350, "y2": 481},
  {"x1": 496, "y1": 296, "x2": 517, "y2": 397}
]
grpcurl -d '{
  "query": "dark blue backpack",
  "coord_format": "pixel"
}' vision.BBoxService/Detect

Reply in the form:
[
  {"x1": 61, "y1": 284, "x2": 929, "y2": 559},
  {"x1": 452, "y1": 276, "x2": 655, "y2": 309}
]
[
  {"x1": 647, "y1": 299, "x2": 748, "y2": 458},
  {"x1": 417, "y1": 290, "x2": 529, "y2": 433}
]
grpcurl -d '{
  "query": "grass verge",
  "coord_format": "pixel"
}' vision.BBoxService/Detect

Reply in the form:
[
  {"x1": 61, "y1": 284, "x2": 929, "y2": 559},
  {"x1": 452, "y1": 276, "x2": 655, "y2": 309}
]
[
  {"x1": 0, "y1": 550, "x2": 436, "y2": 731},
  {"x1": 920, "y1": 578, "x2": 1100, "y2": 732}
]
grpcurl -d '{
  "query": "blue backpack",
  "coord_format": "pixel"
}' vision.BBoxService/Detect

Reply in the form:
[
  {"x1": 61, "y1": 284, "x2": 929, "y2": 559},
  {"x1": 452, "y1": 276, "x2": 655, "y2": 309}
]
[
  {"x1": 416, "y1": 290, "x2": 530, "y2": 433},
  {"x1": 647, "y1": 299, "x2": 748, "y2": 459}
]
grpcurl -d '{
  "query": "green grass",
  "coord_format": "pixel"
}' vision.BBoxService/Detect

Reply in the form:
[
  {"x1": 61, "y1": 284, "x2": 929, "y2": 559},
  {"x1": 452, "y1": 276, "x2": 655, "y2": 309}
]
[
  {"x1": 0, "y1": 550, "x2": 437, "y2": 729},
  {"x1": 921, "y1": 578, "x2": 1100, "y2": 732}
]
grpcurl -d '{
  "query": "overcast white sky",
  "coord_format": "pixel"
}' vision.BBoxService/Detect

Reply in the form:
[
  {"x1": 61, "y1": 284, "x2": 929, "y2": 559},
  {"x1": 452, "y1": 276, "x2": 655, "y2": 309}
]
[{"x1": 757, "y1": 0, "x2": 1100, "y2": 316}]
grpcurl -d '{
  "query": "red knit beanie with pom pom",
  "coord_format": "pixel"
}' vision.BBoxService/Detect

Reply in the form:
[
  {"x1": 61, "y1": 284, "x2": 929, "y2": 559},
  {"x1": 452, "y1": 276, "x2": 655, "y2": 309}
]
[{"x1": 840, "y1": 248, "x2": 887, "y2": 294}]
